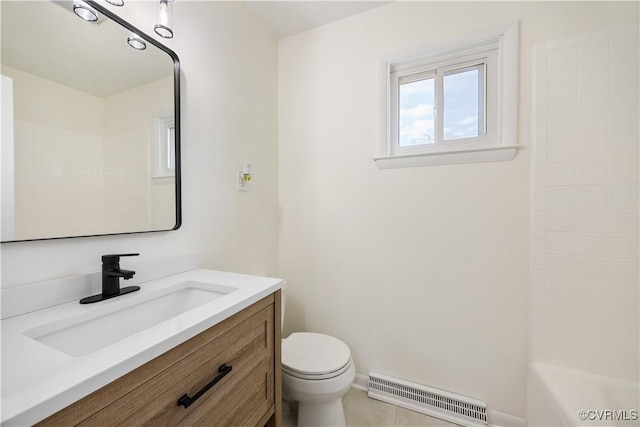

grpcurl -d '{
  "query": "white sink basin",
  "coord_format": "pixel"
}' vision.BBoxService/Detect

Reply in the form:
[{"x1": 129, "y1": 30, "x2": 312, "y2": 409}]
[{"x1": 24, "y1": 281, "x2": 236, "y2": 357}]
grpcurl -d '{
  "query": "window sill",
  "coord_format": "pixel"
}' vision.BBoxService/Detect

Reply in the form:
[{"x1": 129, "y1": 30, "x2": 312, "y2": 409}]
[
  {"x1": 151, "y1": 176, "x2": 175, "y2": 185},
  {"x1": 373, "y1": 145, "x2": 518, "y2": 169}
]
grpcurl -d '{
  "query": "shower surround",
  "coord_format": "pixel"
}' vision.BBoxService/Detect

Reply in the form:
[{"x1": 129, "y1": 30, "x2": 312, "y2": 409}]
[{"x1": 529, "y1": 25, "x2": 639, "y2": 382}]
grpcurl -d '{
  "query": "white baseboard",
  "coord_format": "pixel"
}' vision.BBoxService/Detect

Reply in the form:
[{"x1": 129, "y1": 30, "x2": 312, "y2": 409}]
[
  {"x1": 351, "y1": 372, "x2": 369, "y2": 391},
  {"x1": 487, "y1": 409, "x2": 527, "y2": 427}
]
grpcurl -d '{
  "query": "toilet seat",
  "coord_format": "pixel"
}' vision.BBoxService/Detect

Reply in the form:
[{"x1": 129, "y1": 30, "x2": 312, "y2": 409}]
[
  {"x1": 283, "y1": 358, "x2": 352, "y2": 380},
  {"x1": 282, "y1": 332, "x2": 351, "y2": 380}
]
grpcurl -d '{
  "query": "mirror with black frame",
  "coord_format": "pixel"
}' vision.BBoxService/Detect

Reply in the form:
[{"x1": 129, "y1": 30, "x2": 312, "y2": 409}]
[{"x1": 0, "y1": 0, "x2": 181, "y2": 242}]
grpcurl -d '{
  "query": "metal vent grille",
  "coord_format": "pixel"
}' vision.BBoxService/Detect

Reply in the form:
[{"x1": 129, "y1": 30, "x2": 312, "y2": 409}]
[{"x1": 368, "y1": 372, "x2": 487, "y2": 426}]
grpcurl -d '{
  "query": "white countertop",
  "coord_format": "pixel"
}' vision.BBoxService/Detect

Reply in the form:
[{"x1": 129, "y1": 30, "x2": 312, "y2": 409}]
[{"x1": 1, "y1": 269, "x2": 284, "y2": 426}]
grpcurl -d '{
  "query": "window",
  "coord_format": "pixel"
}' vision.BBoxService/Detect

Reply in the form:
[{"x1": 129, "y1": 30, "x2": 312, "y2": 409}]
[
  {"x1": 376, "y1": 21, "x2": 519, "y2": 168},
  {"x1": 442, "y1": 64, "x2": 484, "y2": 141},
  {"x1": 153, "y1": 115, "x2": 175, "y2": 181},
  {"x1": 166, "y1": 123, "x2": 176, "y2": 172},
  {"x1": 391, "y1": 49, "x2": 495, "y2": 154}
]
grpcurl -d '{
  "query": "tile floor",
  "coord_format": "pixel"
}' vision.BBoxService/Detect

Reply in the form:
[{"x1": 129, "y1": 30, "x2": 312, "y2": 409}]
[{"x1": 283, "y1": 388, "x2": 462, "y2": 427}]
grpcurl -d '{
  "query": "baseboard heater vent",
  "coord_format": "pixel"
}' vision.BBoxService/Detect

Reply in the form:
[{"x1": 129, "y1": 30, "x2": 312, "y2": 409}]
[{"x1": 368, "y1": 372, "x2": 487, "y2": 427}]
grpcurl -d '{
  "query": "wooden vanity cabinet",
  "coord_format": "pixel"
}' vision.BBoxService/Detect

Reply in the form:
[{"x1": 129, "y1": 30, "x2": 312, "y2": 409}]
[{"x1": 38, "y1": 291, "x2": 282, "y2": 427}]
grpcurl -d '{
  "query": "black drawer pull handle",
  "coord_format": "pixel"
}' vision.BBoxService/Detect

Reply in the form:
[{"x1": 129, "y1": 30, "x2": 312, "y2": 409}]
[{"x1": 177, "y1": 364, "x2": 233, "y2": 409}]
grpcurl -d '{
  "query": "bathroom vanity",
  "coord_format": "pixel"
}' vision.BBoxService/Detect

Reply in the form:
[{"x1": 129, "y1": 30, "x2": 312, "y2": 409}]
[
  {"x1": 1, "y1": 269, "x2": 284, "y2": 426},
  {"x1": 38, "y1": 292, "x2": 281, "y2": 426}
]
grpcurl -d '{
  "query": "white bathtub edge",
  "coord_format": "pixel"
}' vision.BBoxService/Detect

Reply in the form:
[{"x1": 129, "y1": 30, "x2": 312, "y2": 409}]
[
  {"x1": 488, "y1": 409, "x2": 527, "y2": 427},
  {"x1": 528, "y1": 362, "x2": 640, "y2": 427}
]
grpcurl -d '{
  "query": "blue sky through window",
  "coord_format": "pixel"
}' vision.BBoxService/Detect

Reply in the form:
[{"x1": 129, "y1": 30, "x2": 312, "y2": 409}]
[
  {"x1": 399, "y1": 67, "x2": 481, "y2": 146},
  {"x1": 399, "y1": 78, "x2": 434, "y2": 146},
  {"x1": 444, "y1": 68, "x2": 480, "y2": 140}
]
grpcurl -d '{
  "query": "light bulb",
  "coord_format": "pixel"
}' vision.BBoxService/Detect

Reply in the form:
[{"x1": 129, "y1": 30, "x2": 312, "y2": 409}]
[
  {"x1": 159, "y1": 1, "x2": 168, "y2": 26},
  {"x1": 127, "y1": 33, "x2": 146, "y2": 50},
  {"x1": 154, "y1": 0, "x2": 174, "y2": 39},
  {"x1": 73, "y1": 0, "x2": 99, "y2": 22}
]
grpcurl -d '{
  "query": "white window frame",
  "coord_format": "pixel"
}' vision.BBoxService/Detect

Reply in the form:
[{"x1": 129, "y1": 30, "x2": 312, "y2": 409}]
[
  {"x1": 376, "y1": 21, "x2": 519, "y2": 168},
  {"x1": 152, "y1": 115, "x2": 175, "y2": 183}
]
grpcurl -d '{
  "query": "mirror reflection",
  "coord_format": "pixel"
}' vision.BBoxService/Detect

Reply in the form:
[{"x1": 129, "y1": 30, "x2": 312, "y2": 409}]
[{"x1": 1, "y1": 0, "x2": 180, "y2": 242}]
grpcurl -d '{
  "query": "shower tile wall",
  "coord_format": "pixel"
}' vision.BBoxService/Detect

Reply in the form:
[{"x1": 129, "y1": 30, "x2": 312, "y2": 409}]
[{"x1": 530, "y1": 26, "x2": 639, "y2": 382}]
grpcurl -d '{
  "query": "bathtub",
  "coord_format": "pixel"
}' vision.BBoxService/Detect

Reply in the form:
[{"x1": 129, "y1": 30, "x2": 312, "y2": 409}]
[{"x1": 528, "y1": 363, "x2": 639, "y2": 427}]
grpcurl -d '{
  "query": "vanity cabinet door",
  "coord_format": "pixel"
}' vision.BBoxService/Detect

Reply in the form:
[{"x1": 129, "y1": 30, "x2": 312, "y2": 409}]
[{"x1": 79, "y1": 305, "x2": 274, "y2": 426}]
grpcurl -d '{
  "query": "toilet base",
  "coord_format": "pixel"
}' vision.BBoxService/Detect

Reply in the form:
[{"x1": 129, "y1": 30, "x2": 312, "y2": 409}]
[{"x1": 298, "y1": 399, "x2": 346, "y2": 427}]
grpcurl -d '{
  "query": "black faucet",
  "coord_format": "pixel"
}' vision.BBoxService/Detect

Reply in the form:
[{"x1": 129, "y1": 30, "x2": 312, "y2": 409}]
[{"x1": 80, "y1": 253, "x2": 140, "y2": 304}]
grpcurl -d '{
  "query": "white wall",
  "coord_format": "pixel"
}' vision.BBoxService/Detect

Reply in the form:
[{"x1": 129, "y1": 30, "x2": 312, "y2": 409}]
[
  {"x1": 103, "y1": 75, "x2": 174, "y2": 233},
  {"x1": 530, "y1": 26, "x2": 639, "y2": 382},
  {"x1": 1, "y1": 1, "x2": 278, "y2": 286},
  {"x1": 2, "y1": 65, "x2": 106, "y2": 240},
  {"x1": 278, "y1": 1, "x2": 639, "y2": 418}
]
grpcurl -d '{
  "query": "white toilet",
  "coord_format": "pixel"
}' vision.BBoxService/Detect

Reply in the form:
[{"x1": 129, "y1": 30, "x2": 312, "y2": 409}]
[{"x1": 281, "y1": 294, "x2": 355, "y2": 426}]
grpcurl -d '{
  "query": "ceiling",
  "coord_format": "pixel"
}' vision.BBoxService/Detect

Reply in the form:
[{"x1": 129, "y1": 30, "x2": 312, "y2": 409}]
[
  {"x1": 1, "y1": 1, "x2": 172, "y2": 98},
  {"x1": 1, "y1": 1, "x2": 389, "y2": 97},
  {"x1": 244, "y1": 1, "x2": 391, "y2": 38}
]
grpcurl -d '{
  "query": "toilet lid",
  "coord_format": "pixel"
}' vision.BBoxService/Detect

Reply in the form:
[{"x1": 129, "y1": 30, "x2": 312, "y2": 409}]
[{"x1": 282, "y1": 332, "x2": 351, "y2": 375}]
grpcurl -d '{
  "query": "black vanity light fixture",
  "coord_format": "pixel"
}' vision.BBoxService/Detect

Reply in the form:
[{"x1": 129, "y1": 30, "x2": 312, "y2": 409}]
[
  {"x1": 154, "y1": 0, "x2": 174, "y2": 39},
  {"x1": 104, "y1": 0, "x2": 125, "y2": 6},
  {"x1": 73, "y1": 0, "x2": 99, "y2": 22},
  {"x1": 127, "y1": 32, "x2": 147, "y2": 50}
]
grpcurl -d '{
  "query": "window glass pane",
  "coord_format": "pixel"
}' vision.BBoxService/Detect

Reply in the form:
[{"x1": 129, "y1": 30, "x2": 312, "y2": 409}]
[
  {"x1": 399, "y1": 78, "x2": 435, "y2": 146},
  {"x1": 443, "y1": 67, "x2": 482, "y2": 141},
  {"x1": 167, "y1": 125, "x2": 175, "y2": 170}
]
